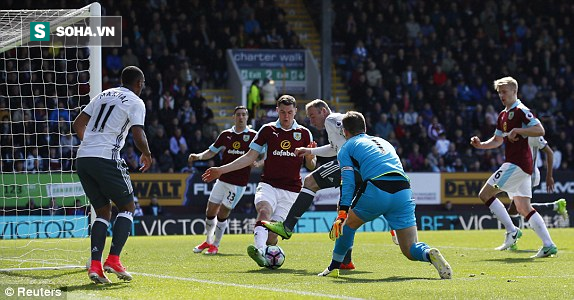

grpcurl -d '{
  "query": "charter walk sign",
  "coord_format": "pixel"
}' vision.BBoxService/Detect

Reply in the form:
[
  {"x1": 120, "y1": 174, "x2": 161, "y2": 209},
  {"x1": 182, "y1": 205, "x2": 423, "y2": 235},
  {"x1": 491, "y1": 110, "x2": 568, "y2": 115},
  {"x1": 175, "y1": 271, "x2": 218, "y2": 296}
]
[{"x1": 232, "y1": 49, "x2": 307, "y2": 94}]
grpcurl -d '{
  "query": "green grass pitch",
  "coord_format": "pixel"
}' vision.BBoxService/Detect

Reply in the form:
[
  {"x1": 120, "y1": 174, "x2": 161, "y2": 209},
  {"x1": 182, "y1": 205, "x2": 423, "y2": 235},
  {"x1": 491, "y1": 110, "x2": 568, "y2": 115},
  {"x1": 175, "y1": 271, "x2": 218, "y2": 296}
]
[{"x1": 1, "y1": 229, "x2": 573, "y2": 299}]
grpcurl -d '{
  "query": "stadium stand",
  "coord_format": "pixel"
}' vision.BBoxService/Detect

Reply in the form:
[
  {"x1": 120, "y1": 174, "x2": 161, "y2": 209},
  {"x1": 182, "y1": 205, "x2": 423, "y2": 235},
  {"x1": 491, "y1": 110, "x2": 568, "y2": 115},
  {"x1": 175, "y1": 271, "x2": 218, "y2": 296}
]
[{"x1": 1, "y1": 0, "x2": 573, "y2": 176}]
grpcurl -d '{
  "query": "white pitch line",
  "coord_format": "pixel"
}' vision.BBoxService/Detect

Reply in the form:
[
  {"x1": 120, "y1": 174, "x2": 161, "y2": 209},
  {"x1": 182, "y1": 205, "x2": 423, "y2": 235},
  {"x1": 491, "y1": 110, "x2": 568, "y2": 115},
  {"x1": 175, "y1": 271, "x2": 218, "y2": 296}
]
[{"x1": 133, "y1": 272, "x2": 364, "y2": 300}]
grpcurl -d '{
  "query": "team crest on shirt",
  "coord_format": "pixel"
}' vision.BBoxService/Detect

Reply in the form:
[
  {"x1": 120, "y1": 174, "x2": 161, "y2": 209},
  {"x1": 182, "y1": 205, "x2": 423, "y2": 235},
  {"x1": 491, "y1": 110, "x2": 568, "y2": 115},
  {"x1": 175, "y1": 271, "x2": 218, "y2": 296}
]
[
  {"x1": 508, "y1": 112, "x2": 514, "y2": 120},
  {"x1": 293, "y1": 132, "x2": 302, "y2": 141},
  {"x1": 243, "y1": 134, "x2": 250, "y2": 142}
]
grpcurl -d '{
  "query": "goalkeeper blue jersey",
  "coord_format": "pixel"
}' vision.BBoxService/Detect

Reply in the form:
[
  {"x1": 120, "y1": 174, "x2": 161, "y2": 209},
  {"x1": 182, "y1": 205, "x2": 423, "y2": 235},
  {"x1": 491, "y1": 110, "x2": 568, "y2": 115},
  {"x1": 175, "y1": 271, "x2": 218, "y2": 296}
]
[{"x1": 337, "y1": 133, "x2": 408, "y2": 207}]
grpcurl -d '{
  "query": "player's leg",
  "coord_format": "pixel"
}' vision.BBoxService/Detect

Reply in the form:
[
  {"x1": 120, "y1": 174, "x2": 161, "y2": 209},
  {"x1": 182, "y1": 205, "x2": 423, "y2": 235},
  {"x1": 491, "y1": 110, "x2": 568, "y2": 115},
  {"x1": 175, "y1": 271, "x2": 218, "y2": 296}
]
[
  {"x1": 263, "y1": 161, "x2": 338, "y2": 239},
  {"x1": 480, "y1": 163, "x2": 522, "y2": 250},
  {"x1": 98, "y1": 159, "x2": 137, "y2": 281},
  {"x1": 385, "y1": 185, "x2": 452, "y2": 279},
  {"x1": 513, "y1": 196, "x2": 557, "y2": 258},
  {"x1": 194, "y1": 180, "x2": 225, "y2": 253},
  {"x1": 320, "y1": 181, "x2": 393, "y2": 277},
  {"x1": 318, "y1": 209, "x2": 364, "y2": 277},
  {"x1": 210, "y1": 184, "x2": 246, "y2": 255},
  {"x1": 247, "y1": 183, "x2": 277, "y2": 267},
  {"x1": 76, "y1": 157, "x2": 112, "y2": 284},
  {"x1": 531, "y1": 198, "x2": 568, "y2": 217}
]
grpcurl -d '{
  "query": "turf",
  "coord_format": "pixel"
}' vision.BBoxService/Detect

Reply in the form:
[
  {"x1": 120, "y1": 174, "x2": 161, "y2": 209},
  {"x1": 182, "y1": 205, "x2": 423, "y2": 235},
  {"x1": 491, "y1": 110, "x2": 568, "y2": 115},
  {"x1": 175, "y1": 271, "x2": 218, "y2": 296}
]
[{"x1": 1, "y1": 229, "x2": 573, "y2": 299}]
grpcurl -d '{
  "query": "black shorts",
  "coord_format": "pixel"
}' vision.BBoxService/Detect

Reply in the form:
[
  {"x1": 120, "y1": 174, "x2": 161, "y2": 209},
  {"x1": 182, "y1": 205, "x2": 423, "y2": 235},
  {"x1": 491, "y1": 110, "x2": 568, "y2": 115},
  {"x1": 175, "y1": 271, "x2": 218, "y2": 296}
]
[
  {"x1": 76, "y1": 157, "x2": 134, "y2": 209},
  {"x1": 311, "y1": 160, "x2": 341, "y2": 189}
]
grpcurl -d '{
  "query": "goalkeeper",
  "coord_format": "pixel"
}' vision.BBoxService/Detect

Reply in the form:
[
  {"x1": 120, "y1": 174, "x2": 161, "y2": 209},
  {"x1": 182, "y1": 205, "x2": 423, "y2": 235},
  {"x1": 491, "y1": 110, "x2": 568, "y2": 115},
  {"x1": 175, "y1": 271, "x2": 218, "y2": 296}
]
[{"x1": 318, "y1": 111, "x2": 452, "y2": 279}]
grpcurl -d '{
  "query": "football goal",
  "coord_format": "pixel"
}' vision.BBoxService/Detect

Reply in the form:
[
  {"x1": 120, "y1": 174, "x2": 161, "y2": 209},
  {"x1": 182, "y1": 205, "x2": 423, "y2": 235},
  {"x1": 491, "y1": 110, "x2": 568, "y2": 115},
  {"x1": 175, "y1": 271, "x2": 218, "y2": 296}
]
[{"x1": 0, "y1": 2, "x2": 101, "y2": 271}]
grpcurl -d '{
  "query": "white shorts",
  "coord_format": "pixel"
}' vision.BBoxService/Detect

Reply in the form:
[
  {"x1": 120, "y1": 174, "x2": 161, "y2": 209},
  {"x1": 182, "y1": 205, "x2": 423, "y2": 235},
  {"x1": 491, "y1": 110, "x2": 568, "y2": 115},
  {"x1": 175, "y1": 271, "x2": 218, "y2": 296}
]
[
  {"x1": 532, "y1": 167, "x2": 540, "y2": 187},
  {"x1": 208, "y1": 180, "x2": 246, "y2": 209},
  {"x1": 253, "y1": 182, "x2": 298, "y2": 222},
  {"x1": 487, "y1": 163, "x2": 532, "y2": 199}
]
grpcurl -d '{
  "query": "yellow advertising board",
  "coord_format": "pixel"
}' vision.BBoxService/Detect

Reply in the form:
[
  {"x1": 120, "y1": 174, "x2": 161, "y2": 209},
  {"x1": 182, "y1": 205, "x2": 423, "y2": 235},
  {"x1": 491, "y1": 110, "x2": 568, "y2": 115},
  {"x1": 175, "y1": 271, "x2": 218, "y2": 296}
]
[
  {"x1": 130, "y1": 173, "x2": 189, "y2": 206},
  {"x1": 441, "y1": 173, "x2": 509, "y2": 204}
]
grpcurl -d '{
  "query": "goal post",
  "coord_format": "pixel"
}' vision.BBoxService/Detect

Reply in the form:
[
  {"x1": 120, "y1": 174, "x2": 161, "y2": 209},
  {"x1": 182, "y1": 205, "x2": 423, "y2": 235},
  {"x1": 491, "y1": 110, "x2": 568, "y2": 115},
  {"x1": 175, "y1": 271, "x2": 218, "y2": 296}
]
[{"x1": 0, "y1": 3, "x2": 101, "y2": 272}]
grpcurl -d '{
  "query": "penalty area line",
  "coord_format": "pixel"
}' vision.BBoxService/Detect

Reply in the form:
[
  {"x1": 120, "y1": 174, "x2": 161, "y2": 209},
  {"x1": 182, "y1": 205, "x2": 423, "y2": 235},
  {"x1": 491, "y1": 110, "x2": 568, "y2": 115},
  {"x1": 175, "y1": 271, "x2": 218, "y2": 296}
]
[{"x1": 133, "y1": 272, "x2": 364, "y2": 299}]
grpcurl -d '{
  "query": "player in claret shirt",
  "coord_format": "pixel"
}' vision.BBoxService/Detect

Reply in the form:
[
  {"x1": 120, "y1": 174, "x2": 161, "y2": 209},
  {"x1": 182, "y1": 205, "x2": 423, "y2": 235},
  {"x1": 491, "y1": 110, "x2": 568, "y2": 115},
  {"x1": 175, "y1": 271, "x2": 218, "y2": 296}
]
[
  {"x1": 202, "y1": 95, "x2": 316, "y2": 268},
  {"x1": 188, "y1": 106, "x2": 257, "y2": 255},
  {"x1": 471, "y1": 76, "x2": 557, "y2": 257}
]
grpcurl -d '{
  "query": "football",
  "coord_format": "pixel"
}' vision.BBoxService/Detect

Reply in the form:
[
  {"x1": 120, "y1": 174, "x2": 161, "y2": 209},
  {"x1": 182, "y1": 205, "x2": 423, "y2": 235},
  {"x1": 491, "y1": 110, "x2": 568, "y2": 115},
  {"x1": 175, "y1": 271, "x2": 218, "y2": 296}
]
[{"x1": 264, "y1": 245, "x2": 285, "y2": 269}]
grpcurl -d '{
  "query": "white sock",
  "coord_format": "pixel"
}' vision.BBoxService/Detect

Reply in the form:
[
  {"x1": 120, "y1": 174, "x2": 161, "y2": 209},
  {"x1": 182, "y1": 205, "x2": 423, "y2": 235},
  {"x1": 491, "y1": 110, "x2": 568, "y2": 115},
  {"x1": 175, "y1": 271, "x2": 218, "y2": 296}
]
[
  {"x1": 527, "y1": 211, "x2": 554, "y2": 247},
  {"x1": 205, "y1": 217, "x2": 217, "y2": 244},
  {"x1": 489, "y1": 198, "x2": 516, "y2": 232},
  {"x1": 213, "y1": 220, "x2": 228, "y2": 247},
  {"x1": 254, "y1": 225, "x2": 268, "y2": 249}
]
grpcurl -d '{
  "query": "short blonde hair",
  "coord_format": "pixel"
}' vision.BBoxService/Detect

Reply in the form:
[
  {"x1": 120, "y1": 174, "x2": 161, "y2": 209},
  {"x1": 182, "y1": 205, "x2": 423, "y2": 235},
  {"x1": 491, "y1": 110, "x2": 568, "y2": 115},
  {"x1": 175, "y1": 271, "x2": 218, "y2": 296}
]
[{"x1": 493, "y1": 76, "x2": 518, "y2": 92}]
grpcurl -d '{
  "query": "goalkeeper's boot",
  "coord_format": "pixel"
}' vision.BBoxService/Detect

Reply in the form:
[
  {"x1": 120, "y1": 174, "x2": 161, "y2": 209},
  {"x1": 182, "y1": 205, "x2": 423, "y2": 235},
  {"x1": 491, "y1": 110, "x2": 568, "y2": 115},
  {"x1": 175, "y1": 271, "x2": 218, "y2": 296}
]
[
  {"x1": 317, "y1": 267, "x2": 339, "y2": 277},
  {"x1": 530, "y1": 245, "x2": 558, "y2": 258},
  {"x1": 104, "y1": 256, "x2": 133, "y2": 281},
  {"x1": 555, "y1": 199, "x2": 568, "y2": 218},
  {"x1": 340, "y1": 262, "x2": 355, "y2": 270},
  {"x1": 390, "y1": 230, "x2": 399, "y2": 245},
  {"x1": 205, "y1": 244, "x2": 219, "y2": 255},
  {"x1": 88, "y1": 261, "x2": 111, "y2": 284},
  {"x1": 495, "y1": 227, "x2": 522, "y2": 251},
  {"x1": 247, "y1": 245, "x2": 267, "y2": 267},
  {"x1": 429, "y1": 248, "x2": 452, "y2": 279},
  {"x1": 193, "y1": 241, "x2": 211, "y2": 253},
  {"x1": 261, "y1": 221, "x2": 293, "y2": 240}
]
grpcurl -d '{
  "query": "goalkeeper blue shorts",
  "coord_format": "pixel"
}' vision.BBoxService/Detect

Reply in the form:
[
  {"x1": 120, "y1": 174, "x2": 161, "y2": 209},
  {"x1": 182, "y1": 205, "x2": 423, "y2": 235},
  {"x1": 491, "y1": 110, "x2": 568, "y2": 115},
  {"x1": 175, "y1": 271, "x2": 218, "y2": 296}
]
[{"x1": 350, "y1": 181, "x2": 415, "y2": 231}]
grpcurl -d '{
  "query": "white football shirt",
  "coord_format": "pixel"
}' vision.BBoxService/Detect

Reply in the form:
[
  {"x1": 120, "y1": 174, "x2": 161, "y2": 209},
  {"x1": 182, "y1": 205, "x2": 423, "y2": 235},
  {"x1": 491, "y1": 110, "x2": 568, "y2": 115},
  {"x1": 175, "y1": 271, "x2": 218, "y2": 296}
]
[
  {"x1": 310, "y1": 112, "x2": 346, "y2": 157},
  {"x1": 76, "y1": 87, "x2": 145, "y2": 160},
  {"x1": 528, "y1": 136, "x2": 548, "y2": 187}
]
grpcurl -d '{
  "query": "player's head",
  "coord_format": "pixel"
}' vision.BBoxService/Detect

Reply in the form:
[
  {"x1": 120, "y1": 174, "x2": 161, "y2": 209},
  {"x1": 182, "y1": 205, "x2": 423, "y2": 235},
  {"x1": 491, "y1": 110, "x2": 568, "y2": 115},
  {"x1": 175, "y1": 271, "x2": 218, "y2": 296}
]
[
  {"x1": 305, "y1": 99, "x2": 331, "y2": 130},
  {"x1": 493, "y1": 76, "x2": 518, "y2": 106},
  {"x1": 342, "y1": 111, "x2": 366, "y2": 138},
  {"x1": 121, "y1": 66, "x2": 145, "y2": 96},
  {"x1": 276, "y1": 95, "x2": 297, "y2": 129},
  {"x1": 233, "y1": 106, "x2": 248, "y2": 129}
]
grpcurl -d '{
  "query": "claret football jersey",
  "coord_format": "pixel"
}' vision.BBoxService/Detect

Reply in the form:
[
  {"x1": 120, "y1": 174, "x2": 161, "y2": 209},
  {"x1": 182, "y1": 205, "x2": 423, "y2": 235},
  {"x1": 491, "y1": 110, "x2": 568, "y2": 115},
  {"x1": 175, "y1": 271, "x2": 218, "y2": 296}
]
[
  {"x1": 250, "y1": 120, "x2": 313, "y2": 192},
  {"x1": 209, "y1": 126, "x2": 257, "y2": 186}
]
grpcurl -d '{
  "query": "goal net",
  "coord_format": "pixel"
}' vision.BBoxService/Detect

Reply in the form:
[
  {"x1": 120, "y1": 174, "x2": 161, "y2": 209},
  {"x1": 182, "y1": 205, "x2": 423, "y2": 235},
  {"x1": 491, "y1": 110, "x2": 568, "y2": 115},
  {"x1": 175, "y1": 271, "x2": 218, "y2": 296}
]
[{"x1": 0, "y1": 3, "x2": 102, "y2": 271}]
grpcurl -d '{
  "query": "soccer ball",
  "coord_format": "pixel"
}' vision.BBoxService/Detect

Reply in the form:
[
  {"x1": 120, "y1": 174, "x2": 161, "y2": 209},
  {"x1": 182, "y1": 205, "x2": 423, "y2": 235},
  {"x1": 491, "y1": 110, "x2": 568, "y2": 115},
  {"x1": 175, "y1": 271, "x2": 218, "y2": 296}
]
[{"x1": 264, "y1": 245, "x2": 285, "y2": 269}]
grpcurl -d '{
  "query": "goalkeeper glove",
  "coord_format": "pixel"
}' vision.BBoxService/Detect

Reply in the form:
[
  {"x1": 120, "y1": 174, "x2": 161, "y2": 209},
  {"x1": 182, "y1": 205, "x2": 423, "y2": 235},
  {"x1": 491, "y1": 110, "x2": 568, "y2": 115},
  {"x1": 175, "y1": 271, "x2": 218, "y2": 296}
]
[{"x1": 329, "y1": 210, "x2": 348, "y2": 241}]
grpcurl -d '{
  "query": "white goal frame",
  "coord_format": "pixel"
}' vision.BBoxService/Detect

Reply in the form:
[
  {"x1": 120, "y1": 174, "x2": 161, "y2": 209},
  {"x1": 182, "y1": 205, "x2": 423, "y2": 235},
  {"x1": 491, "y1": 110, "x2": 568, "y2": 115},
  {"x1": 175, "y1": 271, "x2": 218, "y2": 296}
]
[{"x1": 0, "y1": 2, "x2": 101, "y2": 272}]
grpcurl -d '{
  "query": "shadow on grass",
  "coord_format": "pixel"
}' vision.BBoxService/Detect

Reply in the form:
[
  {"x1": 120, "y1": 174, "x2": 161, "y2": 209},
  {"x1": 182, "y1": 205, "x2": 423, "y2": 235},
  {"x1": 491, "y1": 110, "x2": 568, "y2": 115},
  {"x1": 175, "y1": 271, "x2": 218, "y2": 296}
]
[
  {"x1": 482, "y1": 257, "x2": 539, "y2": 263},
  {"x1": 0, "y1": 269, "x2": 84, "y2": 280},
  {"x1": 244, "y1": 267, "x2": 311, "y2": 275},
  {"x1": 204, "y1": 253, "x2": 243, "y2": 257},
  {"x1": 325, "y1": 275, "x2": 436, "y2": 283},
  {"x1": 61, "y1": 280, "x2": 130, "y2": 292}
]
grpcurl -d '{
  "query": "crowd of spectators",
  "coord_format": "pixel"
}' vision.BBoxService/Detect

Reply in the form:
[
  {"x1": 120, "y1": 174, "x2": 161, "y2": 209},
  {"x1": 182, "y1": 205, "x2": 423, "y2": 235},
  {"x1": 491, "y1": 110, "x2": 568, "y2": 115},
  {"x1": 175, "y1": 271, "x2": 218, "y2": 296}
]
[
  {"x1": 1, "y1": 0, "x2": 574, "y2": 176},
  {"x1": 305, "y1": 0, "x2": 574, "y2": 172},
  {"x1": 0, "y1": 0, "x2": 293, "y2": 174}
]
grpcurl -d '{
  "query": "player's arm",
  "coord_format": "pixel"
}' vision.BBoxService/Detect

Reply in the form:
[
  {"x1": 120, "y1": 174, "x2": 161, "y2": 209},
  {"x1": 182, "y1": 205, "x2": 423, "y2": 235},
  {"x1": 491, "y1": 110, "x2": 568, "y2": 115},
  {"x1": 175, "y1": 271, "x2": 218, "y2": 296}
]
[
  {"x1": 541, "y1": 145, "x2": 554, "y2": 193},
  {"x1": 202, "y1": 149, "x2": 259, "y2": 182},
  {"x1": 72, "y1": 112, "x2": 90, "y2": 141},
  {"x1": 330, "y1": 148, "x2": 354, "y2": 240},
  {"x1": 470, "y1": 135, "x2": 503, "y2": 149},
  {"x1": 131, "y1": 125, "x2": 153, "y2": 172},
  {"x1": 296, "y1": 144, "x2": 336, "y2": 157},
  {"x1": 508, "y1": 123, "x2": 545, "y2": 142},
  {"x1": 188, "y1": 149, "x2": 218, "y2": 162}
]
